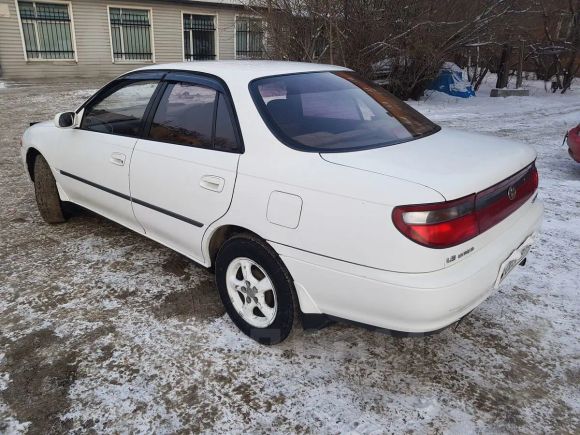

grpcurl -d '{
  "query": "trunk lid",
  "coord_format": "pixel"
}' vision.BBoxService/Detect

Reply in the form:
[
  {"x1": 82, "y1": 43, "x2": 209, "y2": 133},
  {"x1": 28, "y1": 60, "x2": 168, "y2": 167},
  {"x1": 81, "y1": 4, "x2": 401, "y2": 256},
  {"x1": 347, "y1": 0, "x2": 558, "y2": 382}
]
[{"x1": 320, "y1": 129, "x2": 536, "y2": 200}]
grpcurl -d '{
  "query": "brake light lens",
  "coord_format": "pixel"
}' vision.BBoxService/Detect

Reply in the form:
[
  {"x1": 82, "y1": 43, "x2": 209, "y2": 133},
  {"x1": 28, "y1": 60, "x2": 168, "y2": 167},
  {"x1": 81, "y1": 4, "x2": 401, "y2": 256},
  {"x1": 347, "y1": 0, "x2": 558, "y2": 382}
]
[
  {"x1": 392, "y1": 163, "x2": 538, "y2": 249},
  {"x1": 392, "y1": 194, "x2": 478, "y2": 248}
]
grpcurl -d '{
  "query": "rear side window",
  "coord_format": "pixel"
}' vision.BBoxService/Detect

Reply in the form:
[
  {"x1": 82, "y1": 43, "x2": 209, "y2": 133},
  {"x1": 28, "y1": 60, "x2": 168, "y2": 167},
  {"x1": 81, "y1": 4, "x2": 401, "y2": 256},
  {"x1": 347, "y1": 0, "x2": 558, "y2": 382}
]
[
  {"x1": 250, "y1": 71, "x2": 440, "y2": 152},
  {"x1": 149, "y1": 83, "x2": 217, "y2": 148},
  {"x1": 148, "y1": 81, "x2": 241, "y2": 152},
  {"x1": 81, "y1": 80, "x2": 158, "y2": 136},
  {"x1": 214, "y1": 94, "x2": 238, "y2": 152}
]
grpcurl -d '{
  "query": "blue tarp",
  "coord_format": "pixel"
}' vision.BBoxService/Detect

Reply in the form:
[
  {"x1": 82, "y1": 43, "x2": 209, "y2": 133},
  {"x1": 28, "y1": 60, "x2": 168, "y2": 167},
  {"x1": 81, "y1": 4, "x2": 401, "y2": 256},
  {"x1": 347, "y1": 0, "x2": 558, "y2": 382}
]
[{"x1": 429, "y1": 62, "x2": 475, "y2": 98}]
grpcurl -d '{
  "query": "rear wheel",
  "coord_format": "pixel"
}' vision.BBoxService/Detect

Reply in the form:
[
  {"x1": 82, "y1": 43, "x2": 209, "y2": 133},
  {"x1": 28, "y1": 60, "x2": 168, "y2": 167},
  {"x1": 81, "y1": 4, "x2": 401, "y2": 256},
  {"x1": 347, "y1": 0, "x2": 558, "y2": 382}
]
[
  {"x1": 215, "y1": 234, "x2": 298, "y2": 345},
  {"x1": 33, "y1": 155, "x2": 66, "y2": 224}
]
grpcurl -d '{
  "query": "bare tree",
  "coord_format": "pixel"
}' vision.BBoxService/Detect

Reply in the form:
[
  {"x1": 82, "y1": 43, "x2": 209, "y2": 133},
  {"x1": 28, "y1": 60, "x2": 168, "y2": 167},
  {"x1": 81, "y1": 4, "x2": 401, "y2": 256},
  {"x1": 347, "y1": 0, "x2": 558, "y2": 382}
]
[
  {"x1": 531, "y1": 0, "x2": 579, "y2": 93},
  {"x1": 249, "y1": 0, "x2": 520, "y2": 99},
  {"x1": 248, "y1": 0, "x2": 577, "y2": 98},
  {"x1": 497, "y1": 0, "x2": 579, "y2": 93}
]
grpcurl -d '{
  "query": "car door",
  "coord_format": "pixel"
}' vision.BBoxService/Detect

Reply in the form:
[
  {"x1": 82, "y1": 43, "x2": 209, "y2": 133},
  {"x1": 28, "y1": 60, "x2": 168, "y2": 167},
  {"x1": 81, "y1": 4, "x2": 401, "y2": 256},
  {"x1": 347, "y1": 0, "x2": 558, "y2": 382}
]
[
  {"x1": 53, "y1": 72, "x2": 163, "y2": 232},
  {"x1": 129, "y1": 72, "x2": 242, "y2": 264}
]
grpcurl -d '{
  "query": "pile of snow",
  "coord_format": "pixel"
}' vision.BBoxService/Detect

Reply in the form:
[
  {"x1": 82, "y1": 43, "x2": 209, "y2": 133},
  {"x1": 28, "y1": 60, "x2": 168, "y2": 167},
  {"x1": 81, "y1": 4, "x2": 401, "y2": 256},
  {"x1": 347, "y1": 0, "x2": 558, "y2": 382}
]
[{"x1": 441, "y1": 61, "x2": 463, "y2": 73}]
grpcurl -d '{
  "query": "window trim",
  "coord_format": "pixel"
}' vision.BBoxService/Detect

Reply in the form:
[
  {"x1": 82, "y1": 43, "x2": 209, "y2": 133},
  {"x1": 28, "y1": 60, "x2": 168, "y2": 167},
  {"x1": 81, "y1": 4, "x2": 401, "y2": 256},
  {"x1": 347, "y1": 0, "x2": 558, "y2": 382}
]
[
  {"x1": 106, "y1": 4, "x2": 155, "y2": 64},
  {"x1": 248, "y1": 71, "x2": 441, "y2": 154},
  {"x1": 234, "y1": 15, "x2": 265, "y2": 60},
  {"x1": 181, "y1": 10, "x2": 219, "y2": 62},
  {"x1": 14, "y1": 0, "x2": 78, "y2": 62}
]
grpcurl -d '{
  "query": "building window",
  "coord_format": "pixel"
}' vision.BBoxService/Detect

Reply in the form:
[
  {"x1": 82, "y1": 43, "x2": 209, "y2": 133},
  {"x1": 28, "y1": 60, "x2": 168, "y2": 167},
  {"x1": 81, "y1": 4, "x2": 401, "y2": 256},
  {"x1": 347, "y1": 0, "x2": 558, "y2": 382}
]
[
  {"x1": 183, "y1": 14, "x2": 216, "y2": 61},
  {"x1": 109, "y1": 7, "x2": 152, "y2": 62},
  {"x1": 17, "y1": 1, "x2": 75, "y2": 60},
  {"x1": 236, "y1": 17, "x2": 264, "y2": 59}
]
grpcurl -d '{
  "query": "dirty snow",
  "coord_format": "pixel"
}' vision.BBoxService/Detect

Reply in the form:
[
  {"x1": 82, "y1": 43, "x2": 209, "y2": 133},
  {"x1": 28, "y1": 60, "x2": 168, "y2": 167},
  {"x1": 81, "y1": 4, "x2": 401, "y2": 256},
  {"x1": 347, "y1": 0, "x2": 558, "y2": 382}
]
[{"x1": 0, "y1": 75, "x2": 579, "y2": 434}]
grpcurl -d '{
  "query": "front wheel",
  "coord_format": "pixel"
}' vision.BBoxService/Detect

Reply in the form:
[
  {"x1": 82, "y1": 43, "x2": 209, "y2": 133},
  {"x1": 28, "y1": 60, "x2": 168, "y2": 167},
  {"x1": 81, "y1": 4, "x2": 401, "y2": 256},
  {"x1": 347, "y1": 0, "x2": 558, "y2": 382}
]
[
  {"x1": 215, "y1": 234, "x2": 298, "y2": 345},
  {"x1": 33, "y1": 154, "x2": 66, "y2": 224}
]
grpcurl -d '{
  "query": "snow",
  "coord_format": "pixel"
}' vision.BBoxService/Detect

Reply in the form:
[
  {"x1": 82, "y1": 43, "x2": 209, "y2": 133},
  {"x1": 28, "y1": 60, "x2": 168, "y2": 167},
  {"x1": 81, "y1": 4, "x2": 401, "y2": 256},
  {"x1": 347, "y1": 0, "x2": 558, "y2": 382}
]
[
  {"x1": 442, "y1": 61, "x2": 465, "y2": 73},
  {"x1": 0, "y1": 75, "x2": 579, "y2": 433}
]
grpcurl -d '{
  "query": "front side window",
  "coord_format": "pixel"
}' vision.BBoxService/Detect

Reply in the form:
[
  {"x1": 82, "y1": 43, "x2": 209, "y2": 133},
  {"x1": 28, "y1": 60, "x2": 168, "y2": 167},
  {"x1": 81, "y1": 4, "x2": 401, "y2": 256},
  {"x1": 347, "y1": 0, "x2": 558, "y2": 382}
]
[
  {"x1": 18, "y1": 1, "x2": 75, "y2": 60},
  {"x1": 148, "y1": 82, "x2": 240, "y2": 152},
  {"x1": 183, "y1": 14, "x2": 216, "y2": 61},
  {"x1": 251, "y1": 72, "x2": 440, "y2": 152},
  {"x1": 109, "y1": 7, "x2": 152, "y2": 61},
  {"x1": 81, "y1": 80, "x2": 158, "y2": 136},
  {"x1": 236, "y1": 17, "x2": 264, "y2": 59}
]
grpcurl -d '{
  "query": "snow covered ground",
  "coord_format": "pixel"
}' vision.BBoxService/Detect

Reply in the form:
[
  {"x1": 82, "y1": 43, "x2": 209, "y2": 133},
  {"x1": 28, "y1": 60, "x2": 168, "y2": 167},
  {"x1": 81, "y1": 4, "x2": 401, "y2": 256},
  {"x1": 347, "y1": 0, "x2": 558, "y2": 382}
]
[{"x1": 0, "y1": 75, "x2": 579, "y2": 434}]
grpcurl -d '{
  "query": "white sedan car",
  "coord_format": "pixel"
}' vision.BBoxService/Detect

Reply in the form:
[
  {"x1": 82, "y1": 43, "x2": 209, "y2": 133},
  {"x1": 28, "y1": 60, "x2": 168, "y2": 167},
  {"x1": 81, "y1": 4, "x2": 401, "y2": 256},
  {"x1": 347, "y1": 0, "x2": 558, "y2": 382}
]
[{"x1": 21, "y1": 61, "x2": 543, "y2": 344}]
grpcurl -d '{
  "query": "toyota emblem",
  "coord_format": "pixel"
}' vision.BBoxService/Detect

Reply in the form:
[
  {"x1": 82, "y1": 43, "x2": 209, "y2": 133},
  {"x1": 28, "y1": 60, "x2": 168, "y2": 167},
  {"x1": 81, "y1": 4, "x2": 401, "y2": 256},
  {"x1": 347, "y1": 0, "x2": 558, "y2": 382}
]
[{"x1": 507, "y1": 185, "x2": 517, "y2": 200}]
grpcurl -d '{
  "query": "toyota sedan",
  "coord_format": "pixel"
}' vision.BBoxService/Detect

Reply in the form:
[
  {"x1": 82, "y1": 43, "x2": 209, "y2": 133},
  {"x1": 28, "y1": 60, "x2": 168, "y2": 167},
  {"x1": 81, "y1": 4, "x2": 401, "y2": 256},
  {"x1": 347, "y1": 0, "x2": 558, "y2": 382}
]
[{"x1": 21, "y1": 61, "x2": 543, "y2": 344}]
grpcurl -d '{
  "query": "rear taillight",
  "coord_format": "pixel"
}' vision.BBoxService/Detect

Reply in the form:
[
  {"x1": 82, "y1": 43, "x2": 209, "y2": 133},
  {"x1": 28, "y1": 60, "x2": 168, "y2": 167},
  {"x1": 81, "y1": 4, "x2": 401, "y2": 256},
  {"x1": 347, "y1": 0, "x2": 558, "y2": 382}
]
[
  {"x1": 392, "y1": 194, "x2": 478, "y2": 248},
  {"x1": 392, "y1": 163, "x2": 538, "y2": 249}
]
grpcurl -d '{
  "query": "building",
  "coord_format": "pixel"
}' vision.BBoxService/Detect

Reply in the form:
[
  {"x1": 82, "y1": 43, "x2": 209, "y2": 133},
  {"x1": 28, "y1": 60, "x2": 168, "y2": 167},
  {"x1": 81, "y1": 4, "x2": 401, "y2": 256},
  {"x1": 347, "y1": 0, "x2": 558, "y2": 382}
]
[{"x1": 0, "y1": 0, "x2": 265, "y2": 79}]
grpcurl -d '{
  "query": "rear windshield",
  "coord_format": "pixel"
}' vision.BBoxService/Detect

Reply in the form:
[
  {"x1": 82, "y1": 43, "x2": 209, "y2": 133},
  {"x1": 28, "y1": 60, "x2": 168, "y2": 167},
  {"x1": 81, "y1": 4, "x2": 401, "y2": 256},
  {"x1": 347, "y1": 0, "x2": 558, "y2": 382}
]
[{"x1": 250, "y1": 71, "x2": 440, "y2": 152}]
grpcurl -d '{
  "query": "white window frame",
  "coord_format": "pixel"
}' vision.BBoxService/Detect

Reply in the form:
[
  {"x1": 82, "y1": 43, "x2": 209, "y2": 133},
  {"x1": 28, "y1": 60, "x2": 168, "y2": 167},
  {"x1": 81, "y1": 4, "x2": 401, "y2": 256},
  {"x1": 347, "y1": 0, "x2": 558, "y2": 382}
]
[
  {"x1": 234, "y1": 15, "x2": 265, "y2": 60},
  {"x1": 180, "y1": 10, "x2": 219, "y2": 62},
  {"x1": 14, "y1": 0, "x2": 78, "y2": 62},
  {"x1": 107, "y1": 4, "x2": 155, "y2": 64}
]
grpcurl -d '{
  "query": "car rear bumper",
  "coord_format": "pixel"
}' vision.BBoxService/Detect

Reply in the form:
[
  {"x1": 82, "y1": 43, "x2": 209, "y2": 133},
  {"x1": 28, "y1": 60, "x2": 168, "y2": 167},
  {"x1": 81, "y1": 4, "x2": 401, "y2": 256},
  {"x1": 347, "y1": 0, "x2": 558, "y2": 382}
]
[{"x1": 273, "y1": 197, "x2": 544, "y2": 333}]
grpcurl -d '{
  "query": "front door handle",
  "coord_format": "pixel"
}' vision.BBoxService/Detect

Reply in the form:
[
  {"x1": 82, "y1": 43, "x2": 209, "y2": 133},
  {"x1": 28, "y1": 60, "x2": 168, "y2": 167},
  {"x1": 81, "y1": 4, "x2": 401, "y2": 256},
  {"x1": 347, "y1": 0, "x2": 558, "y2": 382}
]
[
  {"x1": 200, "y1": 175, "x2": 225, "y2": 193},
  {"x1": 110, "y1": 152, "x2": 126, "y2": 166}
]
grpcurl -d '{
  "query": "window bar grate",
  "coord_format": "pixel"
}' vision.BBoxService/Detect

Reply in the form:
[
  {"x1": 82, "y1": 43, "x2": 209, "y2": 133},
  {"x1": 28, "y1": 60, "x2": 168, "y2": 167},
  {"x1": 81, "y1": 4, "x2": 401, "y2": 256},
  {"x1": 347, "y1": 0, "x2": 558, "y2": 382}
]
[
  {"x1": 236, "y1": 19, "x2": 264, "y2": 59},
  {"x1": 110, "y1": 8, "x2": 152, "y2": 61},
  {"x1": 18, "y1": 1, "x2": 75, "y2": 60},
  {"x1": 183, "y1": 14, "x2": 216, "y2": 61}
]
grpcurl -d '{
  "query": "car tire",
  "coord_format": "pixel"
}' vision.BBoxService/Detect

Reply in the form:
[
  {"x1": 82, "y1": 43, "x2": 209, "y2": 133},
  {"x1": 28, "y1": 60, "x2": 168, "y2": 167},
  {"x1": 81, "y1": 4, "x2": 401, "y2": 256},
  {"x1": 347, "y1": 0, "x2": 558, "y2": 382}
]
[
  {"x1": 215, "y1": 234, "x2": 299, "y2": 345},
  {"x1": 33, "y1": 154, "x2": 67, "y2": 224}
]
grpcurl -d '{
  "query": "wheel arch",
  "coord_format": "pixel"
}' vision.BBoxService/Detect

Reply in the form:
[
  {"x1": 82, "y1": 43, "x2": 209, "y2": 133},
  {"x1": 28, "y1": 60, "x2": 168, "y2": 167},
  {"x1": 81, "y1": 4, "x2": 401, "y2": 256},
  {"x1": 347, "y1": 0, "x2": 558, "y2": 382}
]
[
  {"x1": 207, "y1": 224, "x2": 264, "y2": 267},
  {"x1": 25, "y1": 147, "x2": 41, "y2": 181}
]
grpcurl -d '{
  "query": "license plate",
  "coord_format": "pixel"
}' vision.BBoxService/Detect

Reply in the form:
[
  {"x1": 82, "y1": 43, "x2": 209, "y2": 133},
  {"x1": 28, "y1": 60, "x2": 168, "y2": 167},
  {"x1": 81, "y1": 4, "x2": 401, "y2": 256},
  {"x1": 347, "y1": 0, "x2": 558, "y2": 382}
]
[{"x1": 494, "y1": 234, "x2": 535, "y2": 289}]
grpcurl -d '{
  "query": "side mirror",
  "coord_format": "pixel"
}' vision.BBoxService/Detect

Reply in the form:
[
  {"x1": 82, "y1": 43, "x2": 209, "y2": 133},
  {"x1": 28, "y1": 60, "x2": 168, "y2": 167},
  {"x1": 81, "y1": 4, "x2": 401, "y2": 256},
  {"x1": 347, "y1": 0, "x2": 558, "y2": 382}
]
[{"x1": 54, "y1": 111, "x2": 76, "y2": 128}]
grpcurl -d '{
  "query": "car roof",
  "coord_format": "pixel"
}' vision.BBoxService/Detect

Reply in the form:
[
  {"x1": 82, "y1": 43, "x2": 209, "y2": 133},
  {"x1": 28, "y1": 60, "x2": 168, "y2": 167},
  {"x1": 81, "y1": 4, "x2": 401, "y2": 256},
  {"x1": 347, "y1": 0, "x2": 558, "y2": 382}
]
[{"x1": 135, "y1": 60, "x2": 350, "y2": 83}]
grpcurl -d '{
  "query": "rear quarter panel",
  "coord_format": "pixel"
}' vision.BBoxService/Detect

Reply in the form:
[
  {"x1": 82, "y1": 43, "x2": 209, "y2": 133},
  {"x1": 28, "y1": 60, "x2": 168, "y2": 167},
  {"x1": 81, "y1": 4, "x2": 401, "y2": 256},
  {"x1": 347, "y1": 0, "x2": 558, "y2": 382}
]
[
  {"x1": 203, "y1": 84, "x2": 453, "y2": 273},
  {"x1": 206, "y1": 80, "x2": 542, "y2": 274}
]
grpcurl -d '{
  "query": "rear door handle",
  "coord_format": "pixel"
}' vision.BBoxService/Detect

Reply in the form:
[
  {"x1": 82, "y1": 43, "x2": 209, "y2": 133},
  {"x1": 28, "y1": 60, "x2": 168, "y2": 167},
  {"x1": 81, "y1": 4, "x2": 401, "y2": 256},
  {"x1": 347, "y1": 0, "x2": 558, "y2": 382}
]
[
  {"x1": 110, "y1": 152, "x2": 126, "y2": 166},
  {"x1": 200, "y1": 175, "x2": 225, "y2": 193}
]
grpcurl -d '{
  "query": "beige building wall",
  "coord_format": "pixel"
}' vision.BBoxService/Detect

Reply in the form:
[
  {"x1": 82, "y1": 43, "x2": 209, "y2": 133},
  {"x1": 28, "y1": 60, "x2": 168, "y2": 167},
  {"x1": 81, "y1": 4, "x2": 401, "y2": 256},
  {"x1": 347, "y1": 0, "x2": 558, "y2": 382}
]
[{"x1": 0, "y1": 0, "x2": 247, "y2": 80}]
